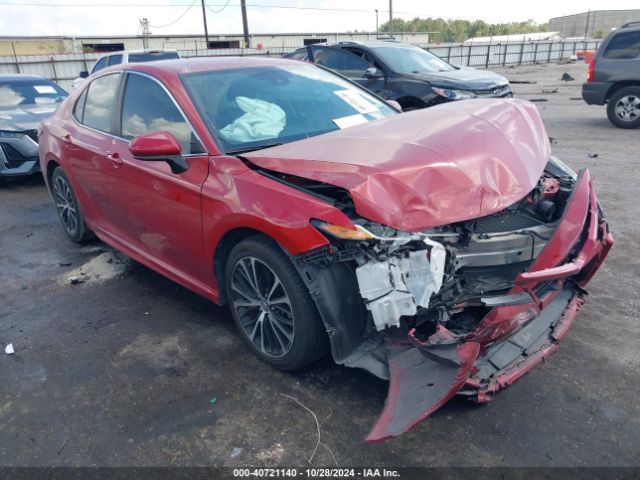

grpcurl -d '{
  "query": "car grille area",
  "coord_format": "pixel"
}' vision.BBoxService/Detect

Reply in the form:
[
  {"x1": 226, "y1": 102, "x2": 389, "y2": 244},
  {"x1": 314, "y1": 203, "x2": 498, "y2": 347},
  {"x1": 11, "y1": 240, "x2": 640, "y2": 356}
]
[{"x1": 1, "y1": 143, "x2": 37, "y2": 169}]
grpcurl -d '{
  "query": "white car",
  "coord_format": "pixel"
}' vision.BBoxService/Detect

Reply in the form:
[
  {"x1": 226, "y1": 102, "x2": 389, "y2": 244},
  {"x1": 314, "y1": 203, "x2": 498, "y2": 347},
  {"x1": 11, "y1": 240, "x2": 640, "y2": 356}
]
[{"x1": 70, "y1": 49, "x2": 181, "y2": 89}]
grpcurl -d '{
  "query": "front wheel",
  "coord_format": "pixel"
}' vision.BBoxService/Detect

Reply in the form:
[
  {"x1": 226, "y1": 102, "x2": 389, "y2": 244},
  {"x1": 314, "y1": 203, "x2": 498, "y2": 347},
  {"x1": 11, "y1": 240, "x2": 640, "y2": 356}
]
[
  {"x1": 51, "y1": 167, "x2": 92, "y2": 243},
  {"x1": 225, "y1": 235, "x2": 328, "y2": 371},
  {"x1": 607, "y1": 87, "x2": 640, "y2": 129}
]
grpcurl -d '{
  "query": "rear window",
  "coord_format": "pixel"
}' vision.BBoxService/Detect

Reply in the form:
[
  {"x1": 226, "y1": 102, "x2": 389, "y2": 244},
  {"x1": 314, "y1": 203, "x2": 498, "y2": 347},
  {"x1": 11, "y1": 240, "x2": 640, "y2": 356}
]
[
  {"x1": 604, "y1": 31, "x2": 640, "y2": 59},
  {"x1": 128, "y1": 52, "x2": 180, "y2": 63}
]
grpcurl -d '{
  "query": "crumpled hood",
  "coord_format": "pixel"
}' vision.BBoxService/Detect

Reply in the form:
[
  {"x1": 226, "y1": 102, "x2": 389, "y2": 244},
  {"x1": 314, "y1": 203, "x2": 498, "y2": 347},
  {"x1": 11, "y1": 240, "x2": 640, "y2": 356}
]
[
  {"x1": 245, "y1": 99, "x2": 550, "y2": 231},
  {"x1": 0, "y1": 103, "x2": 59, "y2": 131},
  {"x1": 407, "y1": 67, "x2": 509, "y2": 90}
]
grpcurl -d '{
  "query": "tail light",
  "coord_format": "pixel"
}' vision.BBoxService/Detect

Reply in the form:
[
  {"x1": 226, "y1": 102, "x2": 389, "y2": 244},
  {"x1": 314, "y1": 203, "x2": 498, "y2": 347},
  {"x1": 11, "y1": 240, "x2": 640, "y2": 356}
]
[{"x1": 587, "y1": 58, "x2": 596, "y2": 82}]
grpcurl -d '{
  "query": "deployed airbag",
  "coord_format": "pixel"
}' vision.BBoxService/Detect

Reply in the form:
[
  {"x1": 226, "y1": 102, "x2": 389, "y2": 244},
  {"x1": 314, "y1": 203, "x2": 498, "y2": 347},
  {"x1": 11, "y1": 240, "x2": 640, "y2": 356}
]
[{"x1": 220, "y1": 96, "x2": 286, "y2": 143}]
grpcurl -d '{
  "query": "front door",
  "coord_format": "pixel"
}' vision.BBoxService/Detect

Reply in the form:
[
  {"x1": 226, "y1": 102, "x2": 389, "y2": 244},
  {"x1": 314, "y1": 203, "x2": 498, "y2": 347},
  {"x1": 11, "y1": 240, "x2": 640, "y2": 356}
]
[{"x1": 106, "y1": 72, "x2": 210, "y2": 284}]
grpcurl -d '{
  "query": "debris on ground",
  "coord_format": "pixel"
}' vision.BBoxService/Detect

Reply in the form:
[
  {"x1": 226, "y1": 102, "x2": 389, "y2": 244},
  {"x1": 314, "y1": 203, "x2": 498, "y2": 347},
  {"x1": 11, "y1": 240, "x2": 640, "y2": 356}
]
[
  {"x1": 588, "y1": 153, "x2": 599, "y2": 158},
  {"x1": 509, "y1": 80, "x2": 537, "y2": 84},
  {"x1": 280, "y1": 393, "x2": 337, "y2": 466},
  {"x1": 570, "y1": 97, "x2": 582, "y2": 100},
  {"x1": 231, "y1": 447, "x2": 243, "y2": 458},
  {"x1": 256, "y1": 443, "x2": 285, "y2": 462},
  {"x1": 542, "y1": 88, "x2": 558, "y2": 94},
  {"x1": 57, "y1": 437, "x2": 70, "y2": 455},
  {"x1": 529, "y1": 98, "x2": 548, "y2": 102},
  {"x1": 549, "y1": 137, "x2": 558, "y2": 144},
  {"x1": 59, "y1": 251, "x2": 128, "y2": 286},
  {"x1": 68, "y1": 275, "x2": 86, "y2": 285},
  {"x1": 5, "y1": 343, "x2": 14, "y2": 355},
  {"x1": 561, "y1": 73, "x2": 575, "y2": 81},
  {"x1": 210, "y1": 397, "x2": 217, "y2": 405},
  {"x1": 58, "y1": 262, "x2": 72, "y2": 267}
]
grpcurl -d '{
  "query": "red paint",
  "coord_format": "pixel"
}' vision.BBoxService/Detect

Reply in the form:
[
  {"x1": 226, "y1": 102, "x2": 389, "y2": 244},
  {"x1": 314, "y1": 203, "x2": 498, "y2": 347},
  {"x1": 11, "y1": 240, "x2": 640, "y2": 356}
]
[
  {"x1": 129, "y1": 131, "x2": 182, "y2": 157},
  {"x1": 246, "y1": 98, "x2": 550, "y2": 231}
]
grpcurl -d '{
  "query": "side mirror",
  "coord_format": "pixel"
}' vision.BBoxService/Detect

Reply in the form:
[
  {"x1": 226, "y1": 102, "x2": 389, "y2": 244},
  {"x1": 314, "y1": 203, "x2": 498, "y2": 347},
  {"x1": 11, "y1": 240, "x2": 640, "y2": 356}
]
[
  {"x1": 387, "y1": 100, "x2": 402, "y2": 111},
  {"x1": 79, "y1": 71, "x2": 89, "y2": 79},
  {"x1": 129, "y1": 131, "x2": 189, "y2": 174},
  {"x1": 364, "y1": 67, "x2": 383, "y2": 78}
]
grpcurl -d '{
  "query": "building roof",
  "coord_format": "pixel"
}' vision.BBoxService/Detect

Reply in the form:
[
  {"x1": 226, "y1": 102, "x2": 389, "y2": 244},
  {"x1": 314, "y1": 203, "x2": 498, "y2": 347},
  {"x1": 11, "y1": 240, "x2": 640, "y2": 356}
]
[{"x1": 463, "y1": 32, "x2": 564, "y2": 44}]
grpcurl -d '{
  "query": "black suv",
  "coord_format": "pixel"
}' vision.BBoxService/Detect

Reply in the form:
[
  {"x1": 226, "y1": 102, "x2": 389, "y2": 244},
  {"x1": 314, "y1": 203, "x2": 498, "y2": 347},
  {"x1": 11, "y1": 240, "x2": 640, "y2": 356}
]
[
  {"x1": 582, "y1": 22, "x2": 640, "y2": 128},
  {"x1": 284, "y1": 40, "x2": 511, "y2": 111}
]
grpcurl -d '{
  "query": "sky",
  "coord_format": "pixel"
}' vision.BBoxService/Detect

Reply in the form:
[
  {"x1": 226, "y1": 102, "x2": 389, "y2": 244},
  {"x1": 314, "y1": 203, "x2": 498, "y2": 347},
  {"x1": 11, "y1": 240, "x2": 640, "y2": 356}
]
[{"x1": 0, "y1": 0, "x2": 639, "y2": 37}]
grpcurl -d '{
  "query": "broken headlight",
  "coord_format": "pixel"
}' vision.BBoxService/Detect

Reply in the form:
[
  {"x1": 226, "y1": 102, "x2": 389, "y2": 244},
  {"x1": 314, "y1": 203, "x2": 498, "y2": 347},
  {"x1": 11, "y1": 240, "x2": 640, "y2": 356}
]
[{"x1": 310, "y1": 219, "x2": 375, "y2": 241}]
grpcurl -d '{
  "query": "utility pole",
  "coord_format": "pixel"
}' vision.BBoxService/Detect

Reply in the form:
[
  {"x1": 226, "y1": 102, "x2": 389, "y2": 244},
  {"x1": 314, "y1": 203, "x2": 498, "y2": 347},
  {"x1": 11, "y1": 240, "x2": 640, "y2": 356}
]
[
  {"x1": 200, "y1": 0, "x2": 210, "y2": 49},
  {"x1": 584, "y1": 10, "x2": 591, "y2": 40},
  {"x1": 388, "y1": 0, "x2": 393, "y2": 38},
  {"x1": 375, "y1": 9, "x2": 379, "y2": 38},
  {"x1": 241, "y1": 0, "x2": 250, "y2": 48},
  {"x1": 140, "y1": 17, "x2": 151, "y2": 49}
]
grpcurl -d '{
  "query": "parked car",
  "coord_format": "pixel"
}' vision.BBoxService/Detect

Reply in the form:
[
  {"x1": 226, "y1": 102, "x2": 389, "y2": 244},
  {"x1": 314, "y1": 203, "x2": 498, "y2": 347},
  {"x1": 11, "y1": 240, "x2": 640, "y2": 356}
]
[
  {"x1": 70, "y1": 49, "x2": 181, "y2": 90},
  {"x1": 39, "y1": 57, "x2": 612, "y2": 441},
  {"x1": 284, "y1": 40, "x2": 512, "y2": 110},
  {"x1": 0, "y1": 74, "x2": 67, "y2": 182},
  {"x1": 582, "y1": 22, "x2": 640, "y2": 128}
]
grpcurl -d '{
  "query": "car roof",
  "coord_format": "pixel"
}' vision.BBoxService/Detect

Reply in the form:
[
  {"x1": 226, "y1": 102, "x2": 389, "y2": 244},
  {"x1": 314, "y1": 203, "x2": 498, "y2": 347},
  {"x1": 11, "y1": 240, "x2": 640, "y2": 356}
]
[
  {"x1": 0, "y1": 74, "x2": 51, "y2": 81},
  {"x1": 102, "y1": 56, "x2": 302, "y2": 77}
]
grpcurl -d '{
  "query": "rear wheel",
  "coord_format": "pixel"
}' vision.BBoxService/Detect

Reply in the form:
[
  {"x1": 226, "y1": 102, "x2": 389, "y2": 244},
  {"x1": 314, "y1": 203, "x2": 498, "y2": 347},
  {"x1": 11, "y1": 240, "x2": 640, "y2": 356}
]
[
  {"x1": 51, "y1": 167, "x2": 92, "y2": 243},
  {"x1": 607, "y1": 86, "x2": 640, "y2": 129},
  {"x1": 225, "y1": 235, "x2": 328, "y2": 370}
]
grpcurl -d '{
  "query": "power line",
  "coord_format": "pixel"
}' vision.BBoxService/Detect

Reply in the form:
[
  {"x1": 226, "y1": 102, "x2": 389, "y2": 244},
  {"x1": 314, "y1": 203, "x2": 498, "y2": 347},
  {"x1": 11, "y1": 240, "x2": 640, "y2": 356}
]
[
  {"x1": 206, "y1": 0, "x2": 231, "y2": 14},
  {"x1": 0, "y1": 0, "x2": 430, "y2": 16},
  {"x1": 150, "y1": 0, "x2": 197, "y2": 28}
]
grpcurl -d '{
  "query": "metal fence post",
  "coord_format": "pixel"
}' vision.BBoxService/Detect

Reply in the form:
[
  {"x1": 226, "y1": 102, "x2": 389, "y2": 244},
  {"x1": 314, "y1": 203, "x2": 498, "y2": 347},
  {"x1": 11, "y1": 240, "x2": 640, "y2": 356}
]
[
  {"x1": 518, "y1": 42, "x2": 524, "y2": 66},
  {"x1": 484, "y1": 42, "x2": 491, "y2": 68},
  {"x1": 50, "y1": 56, "x2": 58, "y2": 83},
  {"x1": 502, "y1": 44, "x2": 507, "y2": 66},
  {"x1": 447, "y1": 45, "x2": 451, "y2": 63},
  {"x1": 533, "y1": 42, "x2": 539, "y2": 63},
  {"x1": 547, "y1": 42, "x2": 552, "y2": 63}
]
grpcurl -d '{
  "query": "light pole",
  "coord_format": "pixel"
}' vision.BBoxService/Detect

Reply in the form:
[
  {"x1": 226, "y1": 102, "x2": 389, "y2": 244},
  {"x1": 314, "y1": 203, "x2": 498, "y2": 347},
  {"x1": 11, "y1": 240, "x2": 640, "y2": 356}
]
[
  {"x1": 375, "y1": 9, "x2": 379, "y2": 38},
  {"x1": 388, "y1": 0, "x2": 393, "y2": 38},
  {"x1": 200, "y1": 0, "x2": 210, "y2": 49}
]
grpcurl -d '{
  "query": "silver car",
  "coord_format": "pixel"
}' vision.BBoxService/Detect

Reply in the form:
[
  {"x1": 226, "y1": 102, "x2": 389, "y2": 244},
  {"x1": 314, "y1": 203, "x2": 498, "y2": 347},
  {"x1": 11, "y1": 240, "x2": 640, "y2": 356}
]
[{"x1": 0, "y1": 75, "x2": 67, "y2": 182}]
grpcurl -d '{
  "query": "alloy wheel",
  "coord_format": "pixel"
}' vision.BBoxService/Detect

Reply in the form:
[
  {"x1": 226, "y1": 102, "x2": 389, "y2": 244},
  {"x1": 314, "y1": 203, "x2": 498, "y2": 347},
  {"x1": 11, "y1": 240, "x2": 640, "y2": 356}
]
[
  {"x1": 230, "y1": 256, "x2": 295, "y2": 359},
  {"x1": 53, "y1": 175, "x2": 79, "y2": 235},
  {"x1": 614, "y1": 95, "x2": 640, "y2": 122}
]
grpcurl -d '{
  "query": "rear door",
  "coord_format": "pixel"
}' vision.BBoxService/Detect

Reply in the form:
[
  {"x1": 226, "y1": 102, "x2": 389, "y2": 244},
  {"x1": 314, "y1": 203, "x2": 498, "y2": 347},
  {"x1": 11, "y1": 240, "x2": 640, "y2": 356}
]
[
  {"x1": 63, "y1": 72, "x2": 122, "y2": 229},
  {"x1": 106, "y1": 71, "x2": 210, "y2": 284},
  {"x1": 308, "y1": 46, "x2": 372, "y2": 82}
]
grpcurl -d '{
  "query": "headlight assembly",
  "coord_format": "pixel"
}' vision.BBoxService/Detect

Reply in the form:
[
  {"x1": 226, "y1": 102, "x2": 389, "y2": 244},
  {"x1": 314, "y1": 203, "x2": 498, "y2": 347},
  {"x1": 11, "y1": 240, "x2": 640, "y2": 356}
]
[{"x1": 431, "y1": 87, "x2": 477, "y2": 100}]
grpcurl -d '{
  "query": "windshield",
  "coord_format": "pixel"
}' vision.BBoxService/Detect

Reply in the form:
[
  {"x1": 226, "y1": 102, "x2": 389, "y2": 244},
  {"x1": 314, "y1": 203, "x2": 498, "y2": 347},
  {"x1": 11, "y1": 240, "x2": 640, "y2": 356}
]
[
  {"x1": 374, "y1": 45, "x2": 454, "y2": 74},
  {"x1": 182, "y1": 64, "x2": 397, "y2": 153},
  {"x1": 128, "y1": 52, "x2": 180, "y2": 63},
  {"x1": 0, "y1": 78, "x2": 68, "y2": 108}
]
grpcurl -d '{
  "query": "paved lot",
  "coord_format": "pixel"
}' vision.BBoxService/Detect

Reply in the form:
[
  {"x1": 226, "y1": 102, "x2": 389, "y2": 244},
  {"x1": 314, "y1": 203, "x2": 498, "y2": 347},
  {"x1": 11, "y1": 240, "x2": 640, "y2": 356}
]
[{"x1": 1, "y1": 62, "x2": 639, "y2": 468}]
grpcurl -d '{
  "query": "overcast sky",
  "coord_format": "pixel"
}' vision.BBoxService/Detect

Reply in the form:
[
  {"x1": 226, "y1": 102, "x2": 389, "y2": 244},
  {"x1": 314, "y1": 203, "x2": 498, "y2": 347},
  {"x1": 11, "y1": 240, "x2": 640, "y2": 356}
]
[{"x1": 1, "y1": 0, "x2": 639, "y2": 37}]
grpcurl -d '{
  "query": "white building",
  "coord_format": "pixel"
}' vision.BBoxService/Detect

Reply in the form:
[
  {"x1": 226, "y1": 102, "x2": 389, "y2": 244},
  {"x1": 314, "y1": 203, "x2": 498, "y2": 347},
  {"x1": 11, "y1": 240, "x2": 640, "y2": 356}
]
[{"x1": 463, "y1": 32, "x2": 565, "y2": 45}]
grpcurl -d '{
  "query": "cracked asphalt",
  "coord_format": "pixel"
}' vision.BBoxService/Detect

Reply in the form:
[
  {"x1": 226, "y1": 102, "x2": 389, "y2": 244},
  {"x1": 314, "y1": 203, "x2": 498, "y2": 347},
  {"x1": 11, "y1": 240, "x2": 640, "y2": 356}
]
[{"x1": 1, "y1": 62, "x2": 639, "y2": 468}]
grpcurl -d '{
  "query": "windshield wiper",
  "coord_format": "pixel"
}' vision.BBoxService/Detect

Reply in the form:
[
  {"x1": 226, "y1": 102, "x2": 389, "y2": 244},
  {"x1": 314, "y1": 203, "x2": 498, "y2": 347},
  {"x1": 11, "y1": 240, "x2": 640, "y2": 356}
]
[{"x1": 226, "y1": 142, "x2": 283, "y2": 155}]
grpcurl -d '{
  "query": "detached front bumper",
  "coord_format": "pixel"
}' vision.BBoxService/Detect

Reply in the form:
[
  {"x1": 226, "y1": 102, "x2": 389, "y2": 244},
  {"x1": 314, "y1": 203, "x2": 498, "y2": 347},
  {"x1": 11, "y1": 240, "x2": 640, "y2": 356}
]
[{"x1": 367, "y1": 169, "x2": 613, "y2": 442}]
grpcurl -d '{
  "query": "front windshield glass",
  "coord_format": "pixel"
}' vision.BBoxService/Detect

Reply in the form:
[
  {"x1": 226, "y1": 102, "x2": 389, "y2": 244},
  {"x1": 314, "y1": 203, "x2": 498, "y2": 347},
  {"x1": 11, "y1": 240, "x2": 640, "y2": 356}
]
[
  {"x1": 182, "y1": 63, "x2": 397, "y2": 153},
  {"x1": 0, "y1": 79, "x2": 68, "y2": 108},
  {"x1": 374, "y1": 45, "x2": 454, "y2": 74}
]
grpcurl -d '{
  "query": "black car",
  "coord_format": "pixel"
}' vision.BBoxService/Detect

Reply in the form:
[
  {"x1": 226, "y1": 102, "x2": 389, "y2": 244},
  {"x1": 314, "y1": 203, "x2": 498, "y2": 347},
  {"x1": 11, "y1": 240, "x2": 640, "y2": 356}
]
[
  {"x1": 582, "y1": 22, "x2": 640, "y2": 128},
  {"x1": 0, "y1": 75, "x2": 68, "y2": 182},
  {"x1": 284, "y1": 40, "x2": 512, "y2": 110}
]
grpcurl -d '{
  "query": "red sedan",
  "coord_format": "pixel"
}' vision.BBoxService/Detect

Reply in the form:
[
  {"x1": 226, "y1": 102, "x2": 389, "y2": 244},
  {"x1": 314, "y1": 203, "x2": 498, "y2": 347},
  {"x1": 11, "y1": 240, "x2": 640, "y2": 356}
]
[{"x1": 39, "y1": 57, "x2": 613, "y2": 441}]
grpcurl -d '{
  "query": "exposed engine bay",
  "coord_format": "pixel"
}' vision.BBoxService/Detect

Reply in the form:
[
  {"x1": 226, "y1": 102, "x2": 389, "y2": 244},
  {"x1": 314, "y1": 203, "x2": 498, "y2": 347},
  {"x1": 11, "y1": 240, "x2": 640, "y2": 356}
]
[{"x1": 291, "y1": 157, "x2": 577, "y2": 346}]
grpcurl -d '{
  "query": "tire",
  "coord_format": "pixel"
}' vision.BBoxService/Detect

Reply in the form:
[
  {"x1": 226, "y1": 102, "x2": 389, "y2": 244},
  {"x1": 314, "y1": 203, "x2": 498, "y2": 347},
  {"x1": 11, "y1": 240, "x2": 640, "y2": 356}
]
[
  {"x1": 225, "y1": 235, "x2": 328, "y2": 371},
  {"x1": 51, "y1": 166, "x2": 92, "y2": 243},
  {"x1": 606, "y1": 86, "x2": 640, "y2": 129}
]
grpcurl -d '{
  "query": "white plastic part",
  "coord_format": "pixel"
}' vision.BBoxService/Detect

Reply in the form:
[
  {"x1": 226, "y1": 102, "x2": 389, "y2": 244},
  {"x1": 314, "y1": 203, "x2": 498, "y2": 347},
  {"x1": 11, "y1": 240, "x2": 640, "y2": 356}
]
[
  {"x1": 5, "y1": 343, "x2": 14, "y2": 355},
  {"x1": 355, "y1": 240, "x2": 446, "y2": 331}
]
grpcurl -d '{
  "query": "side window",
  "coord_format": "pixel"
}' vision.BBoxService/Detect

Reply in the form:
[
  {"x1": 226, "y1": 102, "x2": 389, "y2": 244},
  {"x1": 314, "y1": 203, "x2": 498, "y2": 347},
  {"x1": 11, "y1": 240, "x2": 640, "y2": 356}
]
[
  {"x1": 91, "y1": 56, "x2": 109, "y2": 74},
  {"x1": 347, "y1": 49, "x2": 383, "y2": 70},
  {"x1": 120, "y1": 74, "x2": 200, "y2": 155},
  {"x1": 604, "y1": 31, "x2": 640, "y2": 59},
  {"x1": 288, "y1": 50, "x2": 308, "y2": 61},
  {"x1": 108, "y1": 54, "x2": 123, "y2": 66},
  {"x1": 311, "y1": 46, "x2": 369, "y2": 77},
  {"x1": 72, "y1": 88, "x2": 88, "y2": 122},
  {"x1": 82, "y1": 73, "x2": 120, "y2": 133}
]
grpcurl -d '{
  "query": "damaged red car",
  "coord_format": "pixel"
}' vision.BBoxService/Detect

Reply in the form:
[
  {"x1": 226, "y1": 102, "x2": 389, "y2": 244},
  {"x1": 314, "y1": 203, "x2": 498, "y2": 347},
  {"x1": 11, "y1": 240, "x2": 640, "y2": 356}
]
[{"x1": 39, "y1": 57, "x2": 613, "y2": 442}]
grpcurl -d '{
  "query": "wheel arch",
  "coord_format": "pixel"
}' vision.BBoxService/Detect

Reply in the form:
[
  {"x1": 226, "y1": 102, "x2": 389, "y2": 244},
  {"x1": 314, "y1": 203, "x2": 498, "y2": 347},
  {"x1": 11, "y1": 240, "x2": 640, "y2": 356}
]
[{"x1": 605, "y1": 81, "x2": 640, "y2": 102}]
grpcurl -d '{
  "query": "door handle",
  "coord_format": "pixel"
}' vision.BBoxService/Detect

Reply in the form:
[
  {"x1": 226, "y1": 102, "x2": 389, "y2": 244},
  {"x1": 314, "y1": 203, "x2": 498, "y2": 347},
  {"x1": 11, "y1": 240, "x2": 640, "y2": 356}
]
[{"x1": 106, "y1": 152, "x2": 123, "y2": 165}]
